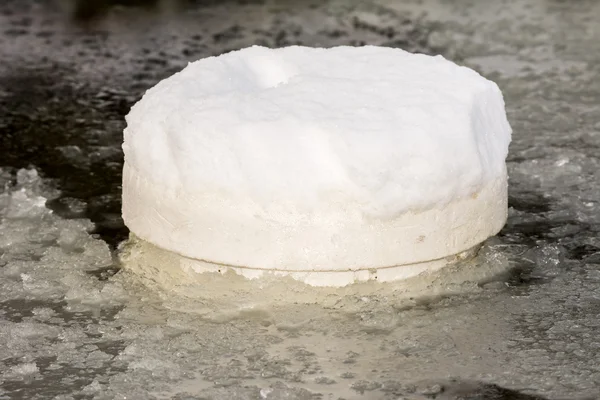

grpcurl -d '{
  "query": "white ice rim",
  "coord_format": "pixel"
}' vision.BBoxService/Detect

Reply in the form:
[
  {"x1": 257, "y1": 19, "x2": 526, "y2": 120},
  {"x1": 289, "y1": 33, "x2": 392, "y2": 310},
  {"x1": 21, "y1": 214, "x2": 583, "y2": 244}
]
[{"x1": 122, "y1": 161, "x2": 507, "y2": 284}]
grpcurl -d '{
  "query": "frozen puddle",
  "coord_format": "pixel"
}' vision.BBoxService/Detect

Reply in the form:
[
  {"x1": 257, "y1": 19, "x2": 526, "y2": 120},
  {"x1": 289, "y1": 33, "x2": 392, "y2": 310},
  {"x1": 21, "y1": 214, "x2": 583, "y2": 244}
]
[{"x1": 1, "y1": 168, "x2": 598, "y2": 399}]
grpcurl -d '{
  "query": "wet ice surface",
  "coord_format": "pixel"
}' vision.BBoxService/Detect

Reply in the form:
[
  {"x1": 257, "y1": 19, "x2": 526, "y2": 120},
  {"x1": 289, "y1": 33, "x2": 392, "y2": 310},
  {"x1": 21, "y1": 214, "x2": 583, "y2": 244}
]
[
  {"x1": 0, "y1": 170, "x2": 552, "y2": 400},
  {"x1": 0, "y1": 0, "x2": 599, "y2": 399}
]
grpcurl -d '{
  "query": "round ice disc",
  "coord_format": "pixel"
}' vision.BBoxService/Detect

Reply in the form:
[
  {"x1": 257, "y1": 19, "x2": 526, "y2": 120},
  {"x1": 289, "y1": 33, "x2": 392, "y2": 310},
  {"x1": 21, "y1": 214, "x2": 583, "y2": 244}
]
[{"x1": 121, "y1": 45, "x2": 511, "y2": 287}]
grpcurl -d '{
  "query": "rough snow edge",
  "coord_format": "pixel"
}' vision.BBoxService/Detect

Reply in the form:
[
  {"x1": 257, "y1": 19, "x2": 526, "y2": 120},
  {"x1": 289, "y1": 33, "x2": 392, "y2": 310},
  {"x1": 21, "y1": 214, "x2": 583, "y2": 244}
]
[{"x1": 122, "y1": 161, "x2": 507, "y2": 282}]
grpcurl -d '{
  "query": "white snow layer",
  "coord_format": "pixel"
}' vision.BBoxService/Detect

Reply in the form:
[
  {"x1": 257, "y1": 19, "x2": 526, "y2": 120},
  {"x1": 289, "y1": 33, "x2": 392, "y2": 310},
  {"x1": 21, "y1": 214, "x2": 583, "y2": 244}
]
[{"x1": 123, "y1": 45, "x2": 512, "y2": 217}]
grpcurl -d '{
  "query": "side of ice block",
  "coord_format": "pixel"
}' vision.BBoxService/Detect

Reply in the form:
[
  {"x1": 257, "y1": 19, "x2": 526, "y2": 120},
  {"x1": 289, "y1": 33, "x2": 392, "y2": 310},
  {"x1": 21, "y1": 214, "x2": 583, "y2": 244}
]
[{"x1": 122, "y1": 162, "x2": 507, "y2": 286}]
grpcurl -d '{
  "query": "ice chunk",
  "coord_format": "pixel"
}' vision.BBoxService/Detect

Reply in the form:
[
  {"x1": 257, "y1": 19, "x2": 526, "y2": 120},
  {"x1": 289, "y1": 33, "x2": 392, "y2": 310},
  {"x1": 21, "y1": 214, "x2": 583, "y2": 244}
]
[
  {"x1": 122, "y1": 46, "x2": 512, "y2": 285},
  {"x1": 4, "y1": 362, "x2": 39, "y2": 379}
]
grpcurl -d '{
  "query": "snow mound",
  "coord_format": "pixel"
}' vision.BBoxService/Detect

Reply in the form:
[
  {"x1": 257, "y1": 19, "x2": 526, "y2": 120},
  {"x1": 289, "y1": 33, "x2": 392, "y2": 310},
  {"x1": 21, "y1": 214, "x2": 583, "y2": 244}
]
[{"x1": 122, "y1": 46, "x2": 511, "y2": 282}]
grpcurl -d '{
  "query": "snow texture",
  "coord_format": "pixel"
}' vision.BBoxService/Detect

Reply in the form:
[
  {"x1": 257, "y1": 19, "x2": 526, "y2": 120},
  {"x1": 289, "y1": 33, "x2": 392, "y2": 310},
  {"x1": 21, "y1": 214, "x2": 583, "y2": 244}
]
[{"x1": 124, "y1": 45, "x2": 511, "y2": 217}]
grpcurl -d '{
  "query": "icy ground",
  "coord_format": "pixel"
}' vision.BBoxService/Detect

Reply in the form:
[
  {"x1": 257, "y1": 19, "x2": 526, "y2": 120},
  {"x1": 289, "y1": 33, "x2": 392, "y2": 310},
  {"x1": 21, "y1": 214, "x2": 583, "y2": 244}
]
[{"x1": 0, "y1": 0, "x2": 599, "y2": 399}]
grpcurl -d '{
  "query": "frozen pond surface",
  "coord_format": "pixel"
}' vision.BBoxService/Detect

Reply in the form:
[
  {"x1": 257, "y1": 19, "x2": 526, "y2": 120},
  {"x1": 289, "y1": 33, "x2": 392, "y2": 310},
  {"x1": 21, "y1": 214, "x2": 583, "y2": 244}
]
[{"x1": 1, "y1": 0, "x2": 599, "y2": 399}]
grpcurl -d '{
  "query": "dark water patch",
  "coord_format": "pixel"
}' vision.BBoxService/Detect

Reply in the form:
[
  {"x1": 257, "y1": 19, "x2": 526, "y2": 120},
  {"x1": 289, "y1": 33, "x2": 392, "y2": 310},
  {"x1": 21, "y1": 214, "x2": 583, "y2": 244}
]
[
  {"x1": 564, "y1": 243, "x2": 598, "y2": 260},
  {"x1": 505, "y1": 264, "x2": 554, "y2": 288},
  {"x1": 500, "y1": 219, "x2": 591, "y2": 244},
  {"x1": 422, "y1": 380, "x2": 550, "y2": 399},
  {"x1": 0, "y1": 66, "x2": 130, "y2": 248},
  {"x1": 508, "y1": 192, "x2": 553, "y2": 214},
  {"x1": 0, "y1": 299, "x2": 124, "y2": 324},
  {"x1": 71, "y1": 0, "x2": 162, "y2": 22},
  {"x1": 0, "y1": 299, "x2": 67, "y2": 323},
  {"x1": 87, "y1": 264, "x2": 121, "y2": 281}
]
